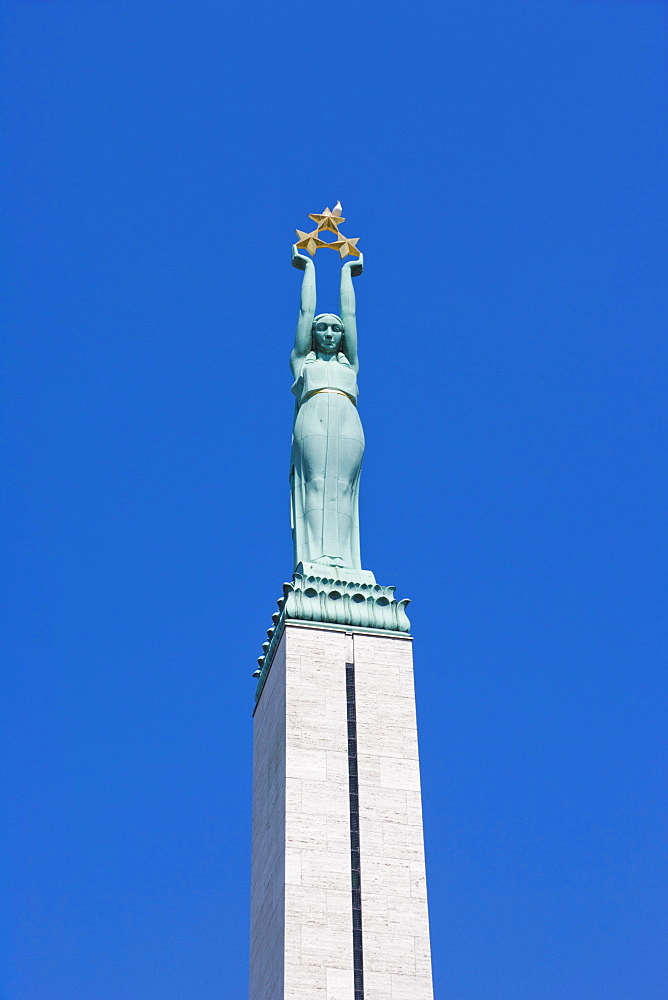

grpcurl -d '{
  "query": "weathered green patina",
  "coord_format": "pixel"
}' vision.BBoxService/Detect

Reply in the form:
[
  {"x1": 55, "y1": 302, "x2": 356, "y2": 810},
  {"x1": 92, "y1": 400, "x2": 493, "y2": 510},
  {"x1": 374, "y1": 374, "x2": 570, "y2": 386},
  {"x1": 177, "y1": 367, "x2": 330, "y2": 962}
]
[{"x1": 253, "y1": 243, "x2": 410, "y2": 699}]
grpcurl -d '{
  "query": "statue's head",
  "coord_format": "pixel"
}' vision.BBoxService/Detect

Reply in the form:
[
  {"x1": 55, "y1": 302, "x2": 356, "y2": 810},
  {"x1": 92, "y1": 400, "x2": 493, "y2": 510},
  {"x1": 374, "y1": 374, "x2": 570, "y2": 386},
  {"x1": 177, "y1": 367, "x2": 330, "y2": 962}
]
[{"x1": 312, "y1": 314, "x2": 344, "y2": 356}]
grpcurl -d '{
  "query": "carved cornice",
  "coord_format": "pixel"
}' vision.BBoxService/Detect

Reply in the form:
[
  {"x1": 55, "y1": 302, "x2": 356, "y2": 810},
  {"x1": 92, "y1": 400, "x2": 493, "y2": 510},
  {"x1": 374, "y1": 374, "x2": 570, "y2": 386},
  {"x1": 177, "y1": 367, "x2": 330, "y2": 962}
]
[
  {"x1": 285, "y1": 572, "x2": 410, "y2": 631},
  {"x1": 253, "y1": 572, "x2": 411, "y2": 705}
]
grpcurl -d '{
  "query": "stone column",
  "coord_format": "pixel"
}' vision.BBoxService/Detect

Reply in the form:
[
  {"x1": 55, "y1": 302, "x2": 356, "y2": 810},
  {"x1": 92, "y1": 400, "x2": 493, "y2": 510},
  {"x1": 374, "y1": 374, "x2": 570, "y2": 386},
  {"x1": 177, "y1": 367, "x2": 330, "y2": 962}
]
[{"x1": 249, "y1": 622, "x2": 434, "y2": 1000}]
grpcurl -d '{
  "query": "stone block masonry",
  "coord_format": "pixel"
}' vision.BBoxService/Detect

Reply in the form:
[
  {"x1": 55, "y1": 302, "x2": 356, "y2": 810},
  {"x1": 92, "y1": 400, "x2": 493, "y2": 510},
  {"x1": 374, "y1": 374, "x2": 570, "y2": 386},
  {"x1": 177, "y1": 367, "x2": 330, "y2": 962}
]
[{"x1": 249, "y1": 622, "x2": 434, "y2": 1000}]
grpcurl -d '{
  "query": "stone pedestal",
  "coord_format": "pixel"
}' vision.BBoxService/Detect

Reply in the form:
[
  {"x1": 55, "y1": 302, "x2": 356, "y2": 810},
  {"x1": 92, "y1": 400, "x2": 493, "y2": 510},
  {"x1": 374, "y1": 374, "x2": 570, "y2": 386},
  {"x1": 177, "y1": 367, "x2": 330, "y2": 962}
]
[{"x1": 249, "y1": 621, "x2": 434, "y2": 1000}]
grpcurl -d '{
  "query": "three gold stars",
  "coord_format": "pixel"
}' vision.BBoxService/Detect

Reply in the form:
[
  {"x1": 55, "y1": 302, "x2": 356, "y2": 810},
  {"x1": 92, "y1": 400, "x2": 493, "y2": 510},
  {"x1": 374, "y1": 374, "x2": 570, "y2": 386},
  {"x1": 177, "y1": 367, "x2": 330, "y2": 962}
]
[{"x1": 295, "y1": 202, "x2": 361, "y2": 258}]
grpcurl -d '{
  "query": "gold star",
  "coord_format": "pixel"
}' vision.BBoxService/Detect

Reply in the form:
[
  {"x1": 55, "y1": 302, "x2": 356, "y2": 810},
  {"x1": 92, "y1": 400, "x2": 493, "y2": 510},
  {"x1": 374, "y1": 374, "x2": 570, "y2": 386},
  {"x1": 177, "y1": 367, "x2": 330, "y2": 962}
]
[
  {"x1": 329, "y1": 234, "x2": 361, "y2": 258},
  {"x1": 309, "y1": 206, "x2": 346, "y2": 234},
  {"x1": 295, "y1": 229, "x2": 329, "y2": 256}
]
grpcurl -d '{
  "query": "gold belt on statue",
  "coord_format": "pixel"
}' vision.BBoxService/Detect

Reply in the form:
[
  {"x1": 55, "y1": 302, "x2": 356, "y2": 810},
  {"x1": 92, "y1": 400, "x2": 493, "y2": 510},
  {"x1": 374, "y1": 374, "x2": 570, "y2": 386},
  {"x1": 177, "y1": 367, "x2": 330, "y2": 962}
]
[{"x1": 302, "y1": 388, "x2": 356, "y2": 405}]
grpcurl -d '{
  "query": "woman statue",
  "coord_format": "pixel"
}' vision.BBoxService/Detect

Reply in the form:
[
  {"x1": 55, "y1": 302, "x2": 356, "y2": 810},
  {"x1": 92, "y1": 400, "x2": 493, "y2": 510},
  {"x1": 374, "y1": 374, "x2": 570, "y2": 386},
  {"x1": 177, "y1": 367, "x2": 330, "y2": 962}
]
[{"x1": 290, "y1": 245, "x2": 365, "y2": 573}]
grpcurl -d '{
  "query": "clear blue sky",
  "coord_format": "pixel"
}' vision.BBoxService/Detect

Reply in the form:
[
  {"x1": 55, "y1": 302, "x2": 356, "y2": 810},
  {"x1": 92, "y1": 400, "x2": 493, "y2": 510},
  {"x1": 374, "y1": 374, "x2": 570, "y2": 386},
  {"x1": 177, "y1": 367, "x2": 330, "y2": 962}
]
[{"x1": 2, "y1": 2, "x2": 666, "y2": 998}]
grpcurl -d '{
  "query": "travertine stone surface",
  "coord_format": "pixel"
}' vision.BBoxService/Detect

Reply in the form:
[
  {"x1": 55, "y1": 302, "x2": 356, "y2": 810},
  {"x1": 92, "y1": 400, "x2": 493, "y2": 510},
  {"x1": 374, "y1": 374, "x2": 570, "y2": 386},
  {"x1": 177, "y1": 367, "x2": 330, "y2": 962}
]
[
  {"x1": 354, "y1": 632, "x2": 434, "y2": 1000},
  {"x1": 250, "y1": 638, "x2": 286, "y2": 1000},
  {"x1": 283, "y1": 625, "x2": 353, "y2": 999},
  {"x1": 250, "y1": 623, "x2": 433, "y2": 1000}
]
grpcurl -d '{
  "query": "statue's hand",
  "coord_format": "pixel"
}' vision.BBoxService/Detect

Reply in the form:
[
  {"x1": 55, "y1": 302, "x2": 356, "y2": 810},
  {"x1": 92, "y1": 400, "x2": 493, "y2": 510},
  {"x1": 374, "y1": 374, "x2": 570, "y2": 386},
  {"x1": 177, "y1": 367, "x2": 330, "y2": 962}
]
[
  {"x1": 292, "y1": 245, "x2": 312, "y2": 271},
  {"x1": 343, "y1": 253, "x2": 364, "y2": 277}
]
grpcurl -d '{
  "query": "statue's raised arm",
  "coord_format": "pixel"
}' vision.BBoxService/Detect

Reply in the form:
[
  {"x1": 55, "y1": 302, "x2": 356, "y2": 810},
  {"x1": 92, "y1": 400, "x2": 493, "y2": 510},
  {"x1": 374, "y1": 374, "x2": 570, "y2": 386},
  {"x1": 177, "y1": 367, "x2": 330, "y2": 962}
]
[
  {"x1": 339, "y1": 254, "x2": 363, "y2": 373},
  {"x1": 290, "y1": 245, "x2": 316, "y2": 379}
]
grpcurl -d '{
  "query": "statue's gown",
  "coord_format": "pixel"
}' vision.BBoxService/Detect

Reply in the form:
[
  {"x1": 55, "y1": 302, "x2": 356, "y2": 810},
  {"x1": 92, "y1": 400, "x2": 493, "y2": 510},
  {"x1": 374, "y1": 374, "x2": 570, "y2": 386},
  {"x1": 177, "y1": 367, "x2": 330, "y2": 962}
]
[{"x1": 290, "y1": 352, "x2": 364, "y2": 570}]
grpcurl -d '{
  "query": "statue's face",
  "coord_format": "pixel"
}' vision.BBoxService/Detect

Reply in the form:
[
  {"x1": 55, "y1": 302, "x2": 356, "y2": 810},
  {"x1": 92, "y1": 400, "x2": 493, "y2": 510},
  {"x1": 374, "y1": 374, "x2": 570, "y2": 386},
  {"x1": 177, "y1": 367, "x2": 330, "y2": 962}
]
[{"x1": 313, "y1": 316, "x2": 343, "y2": 354}]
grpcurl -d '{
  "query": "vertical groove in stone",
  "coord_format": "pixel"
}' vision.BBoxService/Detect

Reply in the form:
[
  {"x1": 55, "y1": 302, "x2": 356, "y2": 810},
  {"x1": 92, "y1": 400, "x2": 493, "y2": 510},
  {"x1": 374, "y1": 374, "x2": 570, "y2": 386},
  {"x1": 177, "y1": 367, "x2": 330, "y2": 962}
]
[{"x1": 346, "y1": 660, "x2": 364, "y2": 1000}]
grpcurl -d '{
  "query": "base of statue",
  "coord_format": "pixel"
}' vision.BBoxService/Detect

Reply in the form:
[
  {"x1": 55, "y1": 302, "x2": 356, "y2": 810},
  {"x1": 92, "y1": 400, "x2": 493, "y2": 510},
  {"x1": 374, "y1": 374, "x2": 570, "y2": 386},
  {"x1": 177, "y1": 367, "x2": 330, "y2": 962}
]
[
  {"x1": 295, "y1": 561, "x2": 377, "y2": 587},
  {"x1": 253, "y1": 564, "x2": 411, "y2": 704}
]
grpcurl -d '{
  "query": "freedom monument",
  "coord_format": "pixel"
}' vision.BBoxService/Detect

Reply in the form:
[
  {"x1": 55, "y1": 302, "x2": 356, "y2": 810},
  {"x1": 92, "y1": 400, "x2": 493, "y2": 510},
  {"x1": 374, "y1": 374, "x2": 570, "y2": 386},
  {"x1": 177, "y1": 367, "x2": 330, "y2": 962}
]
[{"x1": 249, "y1": 206, "x2": 434, "y2": 999}]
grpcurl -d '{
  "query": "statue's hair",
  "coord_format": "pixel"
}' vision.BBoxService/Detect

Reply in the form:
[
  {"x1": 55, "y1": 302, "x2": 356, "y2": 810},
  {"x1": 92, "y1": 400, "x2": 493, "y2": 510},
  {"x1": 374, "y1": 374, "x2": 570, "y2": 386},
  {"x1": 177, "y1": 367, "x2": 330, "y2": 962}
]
[
  {"x1": 311, "y1": 313, "x2": 345, "y2": 353},
  {"x1": 312, "y1": 313, "x2": 344, "y2": 328}
]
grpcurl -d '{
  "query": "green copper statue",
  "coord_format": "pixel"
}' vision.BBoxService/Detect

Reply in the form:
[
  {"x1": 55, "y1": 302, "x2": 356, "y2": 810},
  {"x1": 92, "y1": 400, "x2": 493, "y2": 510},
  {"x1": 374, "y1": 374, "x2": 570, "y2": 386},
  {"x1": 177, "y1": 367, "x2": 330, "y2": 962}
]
[
  {"x1": 290, "y1": 245, "x2": 364, "y2": 572},
  {"x1": 253, "y1": 216, "x2": 409, "y2": 692}
]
